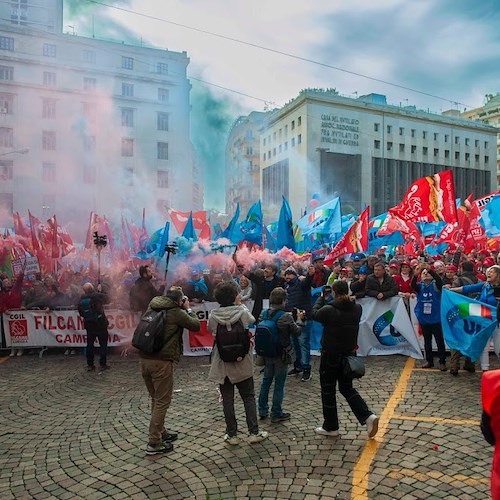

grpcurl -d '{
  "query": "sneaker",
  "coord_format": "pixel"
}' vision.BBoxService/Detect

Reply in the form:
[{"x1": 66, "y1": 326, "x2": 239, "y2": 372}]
[
  {"x1": 224, "y1": 434, "x2": 240, "y2": 446},
  {"x1": 259, "y1": 413, "x2": 269, "y2": 420},
  {"x1": 271, "y1": 412, "x2": 291, "y2": 423},
  {"x1": 421, "y1": 361, "x2": 434, "y2": 369},
  {"x1": 288, "y1": 368, "x2": 302, "y2": 375},
  {"x1": 16, "y1": 349, "x2": 23, "y2": 357},
  {"x1": 69, "y1": 350, "x2": 76, "y2": 355},
  {"x1": 161, "y1": 431, "x2": 178, "y2": 442},
  {"x1": 64, "y1": 349, "x2": 70, "y2": 356},
  {"x1": 87, "y1": 365, "x2": 96, "y2": 372},
  {"x1": 314, "y1": 427, "x2": 340, "y2": 437},
  {"x1": 366, "y1": 414, "x2": 379, "y2": 439},
  {"x1": 9, "y1": 349, "x2": 15, "y2": 357},
  {"x1": 301, "y1": 371, "x2": 312, "y2": 382},
  {"x1": 248, "y1": 431, "x2": 268, "y2": 444},
  {"x1": 450, "y1": 369, "x2": 458, "y2": 377},
  {"x1": 439, "y1": 363, "x2": 447, "y2": 372},
  {"x1": 99, "y1": 365, "x2": 111, "y2": 371},
  {"x1": 146, "y1": 441, "x2": 173, "y2": 455}
]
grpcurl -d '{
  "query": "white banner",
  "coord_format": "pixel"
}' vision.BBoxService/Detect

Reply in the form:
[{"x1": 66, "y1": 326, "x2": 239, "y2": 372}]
[
  {"x1": 357, "y1": 297, "x2": 423, "y2": 358},
  {"x1": 11, "y1": 256, "x2": 40, "y2": 276}
]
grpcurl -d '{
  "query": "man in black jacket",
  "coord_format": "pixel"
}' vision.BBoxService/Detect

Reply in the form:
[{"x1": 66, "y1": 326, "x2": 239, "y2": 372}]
[
  {"x1": 365, "y1": 261, "x2": 398, "y2": 301},
  {"x1": 129, "y1": 265, "x2": 158, "y2": 313}
]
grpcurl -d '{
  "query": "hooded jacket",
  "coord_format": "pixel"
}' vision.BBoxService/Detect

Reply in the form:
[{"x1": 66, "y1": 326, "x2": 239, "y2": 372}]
[
  {"x1": 208, "y1": 304, "x2": 255, "y2": 385},
  {"x1": 139, "y1": 296, "x2": 200, "y2": 362},
  {"x1": 312, "y1": 295, "x2": 362, "y2": 353}
]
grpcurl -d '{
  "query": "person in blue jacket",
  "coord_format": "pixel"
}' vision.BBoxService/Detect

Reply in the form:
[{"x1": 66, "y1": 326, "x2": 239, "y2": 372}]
[
  {"x1": 411, "y1": 262, "x2": 447, "y2": 371},
  {"x1": 450, "y1": 265, "x2": 500, "y2": 371}
]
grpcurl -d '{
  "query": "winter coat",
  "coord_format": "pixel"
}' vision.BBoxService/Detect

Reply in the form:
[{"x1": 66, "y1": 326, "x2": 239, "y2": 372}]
[
  {"x1": 285, "y1": 274, "x2": 313, "y2": 316},
  {"x1": 129, "y1": 277, "x2": 158, "y2": 313},
  {"x1": 0, "y1": 274, "x2": 23, "y2": 312},
  {"x1": 139, "y1": 296, "x2": 200, "y2": 362},
  {"x1": 247, "y1": 270, "x2": 284, "y2": 320},
  {"x1": 365, "y1": 272, "x2": 398, "y2": 300},
  {"x1": 312, "y1": 295, "x2": 362, "y2": 353},
  {"x1": 462, "y1": 281, "x2": 497, "y2": 308},
  {"x1": 208, "y1": 304, "x2": 255, "y2": 385}
]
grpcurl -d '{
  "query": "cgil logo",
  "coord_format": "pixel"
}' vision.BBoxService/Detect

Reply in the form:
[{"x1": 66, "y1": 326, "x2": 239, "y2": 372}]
[{"x1": 9, "y1": 319, "x2": 28, "y2": 340}]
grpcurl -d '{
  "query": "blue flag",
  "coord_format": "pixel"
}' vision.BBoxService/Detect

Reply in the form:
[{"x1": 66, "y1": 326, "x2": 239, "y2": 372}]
[
  {"x1": 239, "y1": 200, "x2": 263, "y2": 245},
  {"x1": 296, "y1": 197, "x2": 341, "y2": 237},
  {"x1": 157, "y1": 221, "x2": 170, "y2": 259},
  {"x1": 441, "y1": 289, "x2": 497, "y2": 361},
  {"x1": 277, "y1": 196, "x2": 295, "y2": 251},
  {"x1": 368, "y1": 212, "x2": 404, "y2": 253},
  {"x1": 181, "y1": 212, "x2": 197, "y2": 241},
  {"x1": 264, "y1": 225, "x2": 277, "y2": 251},
  {"x1": 220, "y1": 203, "x2": 240, "y2": 242},
  {"x1": 481, "y1": 194, "x2": 500, "y2": 236}
]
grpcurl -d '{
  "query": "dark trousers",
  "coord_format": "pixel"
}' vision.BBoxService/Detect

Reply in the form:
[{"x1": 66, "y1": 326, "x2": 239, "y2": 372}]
[
  {"x1": 319, "y1": 352, "x2": 372, "y2": 432},
  {"x1": 85, "y1": 321, "x2": 108, "y2": 367},
  {"x1": 420, "y1": 323, "x2": 446, "y2": 365},
  {"x1": 219, "y1": 376, "x2": 259, "y2": 437}
]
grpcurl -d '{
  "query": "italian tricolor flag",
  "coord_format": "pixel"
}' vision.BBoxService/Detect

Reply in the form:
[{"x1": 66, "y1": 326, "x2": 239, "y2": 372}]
[{"x1": 457, "y1": 303, "x2": 492, "y2": 319}]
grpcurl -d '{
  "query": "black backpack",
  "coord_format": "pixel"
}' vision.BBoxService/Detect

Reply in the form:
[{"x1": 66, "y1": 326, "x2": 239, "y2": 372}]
[
  {"x1": 215, "y1": 319, "x2": 250, "y2": 362},
  {"x1": 79, "y1": 296, "x2": 100, "y2": 322},
  {"x1": 254, "y1": 309, "x2": 286, "y2": 358},
  {"x1": 132, "y1": 308, "x2": 167, "y2": 354}
]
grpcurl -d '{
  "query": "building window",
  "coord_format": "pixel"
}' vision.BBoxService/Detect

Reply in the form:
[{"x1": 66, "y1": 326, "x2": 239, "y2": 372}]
[
  {"x1": 279, "y1": 129, "x2": 282, "y2": 138},
  {"x1": 158, "y1": 88, "x2": 169, "y2": 102},
  {"x1": 273, "y1": 132, "x2": 276, "y2": 141},
  {"x1": 423, "y1": 147, "x2": 428, "y2": 155},
  {"x1": 83, "y1": 77, "x2": 96, "y2": 91},
  {"x1": 42, "y1": 98, "x2": 56, "y2": 119},
  {"x1": 455, "y1": 151, "x2": 460, "y2": 160},
  {"x1": 422, "y1": 131, "x2": 427, "y2": 139},
  {"x1": 263, "y1": 138, "x2": 266, "y2": 146},
  {"x1": 122, "y1": 56, "x2": 134, "y2": 70},
  {"x1": 122, "y1": 83, "x2": 134, "y2": 97},
  {"x1": 0, "y1": 192, "x2": 13, "y2": 213},
  {"x1": 0, "y1": 160, "x2": 13, "y2": 180},
  {"x1": 485, "y1": 155, "x2": 489, "y2": 164},
  {"x1": 285, "y1": 141, "x2": 288, "y2": 150},
  {"x1": 84, "y1": 136, "x2": 96, "y2": 152},
  {"x1": 291, "y1": 120, "x2": 295, "y2": 130},
  {"x1": 475, "y1": 154, "x2": 479, "y2": 162},
  {"x1": 121, "y1": 138, "x2": 134, "y2": 157},
  {"x1": 399, "y1": 143, "x2": 405, "y2": 152},
  {"x1": 43, "y1": 43, "x2": 56, "y2": 57},
  {"x1": 83, "y1": 50, "x2": 96, "y2": 63},
  {"x1": 475, "y1": 140, "x2": 479, "y2": 147},
  {"x1": 124, "y1": 167, "x2": 134, "y2": 186},
  {"x1": 0, "y1": 65, "x2": 14, "y2": 81},
  {"x1": 465, "y1": 138, "x2": 470, "y2": 146},
  {"x1": 156, "y1": 62, "x2": 168, "y2": 74},
  {"x1": 42, "y1": 162, "x2": 56, "y2": 182},
  {"x1": 0, "y1": 127, "x2": 13, "y2": 147},
  {"x1": 247, "y1": 146, "x2": 253, "y2": 155},
  {"x1": 387, "y1": 125, "x2": 392, "y2": 134},
  {"x1": 285, "y1": 125, "x2": 288, "y2": 135},
  {"x1": 455, "y1": 136, "x2": 459, "y2": 144},
  {"x1": 263, "y1": 153, "x2": 266, "y2": 161},
  {"x1": 291, "y1": 137, "x2": 295, "y2": 147},
  {"x1": 445, "y1": 150, "x2": 450, "y2": 159},
  {"x1": 278, "y1": 144, "x2": 282, "y2": 153},
  {"x1": 121, "y1": 108, "x2": 134, "y2": 127},
  {"x1": 273, "y1": 148, "x2": 276, "y2": 156},
  {"x1": 0, "y1": 94, "x2": 13, "y2": 114},
  {"x1": 157, "y1": 112, "x2": 169, "y2": 131},
  {"x1": 411, "y1": 145, "x2": 416, "y2": 154},
  {"x1": 411, "y1": 129, "x2": 416, "y2": 138},
  {"x1": 298, "y1": 116, "x2": 302, "y2": 126},
  {"x1": 157, "y1": 170, "x2": 168, "y2": 188},
  {"x1": 434, "y1": 148, "x2": 439, "y2": 157},
  {"x1": 485, "y1": 141, "x2": 489, "y2": 148},
  {"x1": 374, "y1": 140, "x2": 380, "y2": 149},
  {"x1": 445, "y1": 135, "x2": 449, "y2": 143},
  {"x1": 374, "y1": 123, "x2": 380, "y2": 132},
  {"x1": 42, "y1": 131, "x2": 56, "y2": 150},
  {"x1": 465, "y1": 152, "x2": 470, "y2": 161},
  {"x1": 298, "y1": 134, "x2": 302, "y2": 144},
  {"x1": 43, "y1": 71, "x2": 56, "y2": 87},
  {"x1": 399, "y1": 127, "x2": 404, "y2": 136},
  {"x1": 0, "y1": 36, "x2": 14, "y2": 51},
  {"x1": 157, "y1": 141, "x2": 168, "y2": 159},
  {"x1": 387, "y1": 141, "x2": 393, "y2": 151},
  {"x1": 433, "y1": 133, "x2": 438, "y2": 140}
]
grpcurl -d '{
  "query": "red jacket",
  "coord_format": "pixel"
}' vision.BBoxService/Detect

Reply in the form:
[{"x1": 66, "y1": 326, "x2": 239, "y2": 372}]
[
  {"x1": 393, "y1": 273, "x2": 413, "y2": 294},
  {"x1": 0, "y1": 274, "x2": 23, "y2": 313}
]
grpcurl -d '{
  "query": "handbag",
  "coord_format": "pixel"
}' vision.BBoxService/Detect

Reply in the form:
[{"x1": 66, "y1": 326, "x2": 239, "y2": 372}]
[{"x1": 342, "y1": 355, "x2": 365, "y2": 379}]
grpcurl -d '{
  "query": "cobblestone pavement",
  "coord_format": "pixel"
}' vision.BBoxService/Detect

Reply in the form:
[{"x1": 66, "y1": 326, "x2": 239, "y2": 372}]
[{"x1": 0, "y1": 351, "x2": 497, "y2": 499}]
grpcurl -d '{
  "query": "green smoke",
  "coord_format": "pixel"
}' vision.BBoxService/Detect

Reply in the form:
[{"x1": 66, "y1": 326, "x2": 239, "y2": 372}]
[{"x1": 190, "y1": 81, "x2": 238, "y2": 211}]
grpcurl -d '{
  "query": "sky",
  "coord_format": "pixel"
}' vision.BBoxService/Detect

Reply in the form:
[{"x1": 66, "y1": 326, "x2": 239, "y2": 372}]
[{"x1": 65, "y1": 0, "x2": 500, "y2": 211}]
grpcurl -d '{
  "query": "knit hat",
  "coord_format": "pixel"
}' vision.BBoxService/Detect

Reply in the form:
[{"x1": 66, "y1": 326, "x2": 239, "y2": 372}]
[{"x1": 284, "y1": 266, "x2": 297, "y2": 276}]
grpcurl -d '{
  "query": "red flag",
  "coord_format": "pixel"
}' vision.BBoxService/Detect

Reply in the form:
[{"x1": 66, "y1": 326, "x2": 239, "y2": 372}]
[
  {"x1": 168, "y1": 208, "x2": 210, "y2": 239},
  {"x1": 125, "y1": 219, "x2": 142, "y2": 252},
  {"x1": 389, "y1": 170, "x2": 457, "y2": 223},
  {"x1": 28, "y1": 211, "x2": 42, "y2": 252},
  {"x1": 46, "y1": 215, "x2": 59, "y2": 258},
  {"x1": 324, "y1": 207, "x2": 369, "y2": 265},
  {"x1": 84, "y1": 212, "x2": 98, "y2": 249},
  {"x1": 13, "y1": 212, "x2": 30, "y2": 238}
]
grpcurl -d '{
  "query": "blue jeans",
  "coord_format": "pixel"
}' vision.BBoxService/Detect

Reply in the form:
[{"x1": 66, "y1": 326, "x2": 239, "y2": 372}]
[
  {"x1": 291, "y1": 319, "x2": 311, "y2": 372},
  {"x1": 258, "y1": 357, "x2": 288, "y2": 417}
]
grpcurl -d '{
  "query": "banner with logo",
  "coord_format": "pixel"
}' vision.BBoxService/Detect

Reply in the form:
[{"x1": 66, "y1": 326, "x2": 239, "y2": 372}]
[{"x1": 356, "y1": 297, "x2": 423, "y2": 358}]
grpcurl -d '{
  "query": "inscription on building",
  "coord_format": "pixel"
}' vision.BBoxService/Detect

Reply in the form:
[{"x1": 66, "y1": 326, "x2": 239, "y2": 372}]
[{"x1": 320, "y1": 114, "x2": 359, "y2": 146}]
